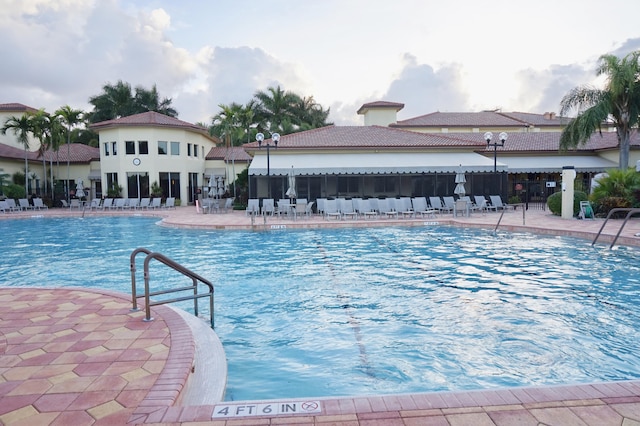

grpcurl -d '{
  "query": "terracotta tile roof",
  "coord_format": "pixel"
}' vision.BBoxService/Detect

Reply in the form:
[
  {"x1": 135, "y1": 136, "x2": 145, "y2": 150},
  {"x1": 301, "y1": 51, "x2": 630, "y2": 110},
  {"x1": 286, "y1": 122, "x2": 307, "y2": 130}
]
[
  {"x1": 357, "y1": 101, "x2": 405, "y2": 115},
  {"x1": 206, "y1": 146, "x2": 252, "y2": 161},
  {"x1": 90, "y1": 111, "x2": 219, "y2": 142},
  {"x1": 244, "y1": 125, "x2": 486, "y2": 150},
  {"x1": 392, "y1": 111, "x2": 569, "y2": 128},
  {"x1": 0, "y1": 103, "x2": 38, "y2": 113},
  {"x1": 0, "y1": 142, "x2": 99, "y2": 163}
]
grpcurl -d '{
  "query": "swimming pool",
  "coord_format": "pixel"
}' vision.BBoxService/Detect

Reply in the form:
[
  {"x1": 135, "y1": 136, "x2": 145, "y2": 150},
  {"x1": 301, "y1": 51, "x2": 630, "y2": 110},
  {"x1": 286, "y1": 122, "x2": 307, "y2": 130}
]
[{"x1": 2, "y1": 216, "x2": 640, "y2": 401}]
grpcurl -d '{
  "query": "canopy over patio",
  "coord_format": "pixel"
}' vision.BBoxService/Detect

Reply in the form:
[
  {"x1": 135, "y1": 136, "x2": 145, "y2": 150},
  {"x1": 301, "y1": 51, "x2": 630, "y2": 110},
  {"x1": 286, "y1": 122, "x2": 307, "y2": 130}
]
[{"x1": 248, "y1": 152, "x2": 506, "y2": 176}]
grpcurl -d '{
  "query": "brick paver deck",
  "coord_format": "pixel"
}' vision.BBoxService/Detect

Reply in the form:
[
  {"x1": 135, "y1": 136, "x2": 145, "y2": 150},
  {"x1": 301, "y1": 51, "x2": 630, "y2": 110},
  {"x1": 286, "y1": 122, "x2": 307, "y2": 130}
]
[{"x1": 2, "y1": 206, "x2": 640, "y2": 425}]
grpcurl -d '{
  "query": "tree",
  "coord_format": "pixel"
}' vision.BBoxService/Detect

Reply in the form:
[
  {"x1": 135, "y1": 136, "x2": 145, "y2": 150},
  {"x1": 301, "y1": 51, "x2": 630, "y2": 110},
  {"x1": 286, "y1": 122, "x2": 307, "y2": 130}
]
[
  {"x1": 29, "y1": 109, "x2": 51, "y2": 197},
  {"x1": 87, "y1": 80, "x2": 178, "y2": 123},
  {"x1": 559, "y1": 51, "x2": 640, "y2": 169},
  {"x1": 55, "y1": 105, "x2": 84, "y2": 202},
  {"x1": 1, "y1": 114, "x2": 33, "y2": 197},
  {"x1": 253, "y1": 85, "x2": 303, "y2": 133}
]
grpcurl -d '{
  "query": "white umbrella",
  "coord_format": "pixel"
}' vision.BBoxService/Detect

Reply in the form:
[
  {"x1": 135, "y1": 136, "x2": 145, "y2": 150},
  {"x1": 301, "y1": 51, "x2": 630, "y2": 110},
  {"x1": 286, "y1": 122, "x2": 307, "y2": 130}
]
[
  {"x1": 208, "y1": 174, "x2": 215, "y2": 197},
  {"x1": 454, "y1": 166, "x2": 466, "y2": 196},
  {"x1": 75, "y1": 179, "x2": 86, "y2": 198},
  {"x1": 285, "y1": 166, "x2": 296, "y2": 200}
]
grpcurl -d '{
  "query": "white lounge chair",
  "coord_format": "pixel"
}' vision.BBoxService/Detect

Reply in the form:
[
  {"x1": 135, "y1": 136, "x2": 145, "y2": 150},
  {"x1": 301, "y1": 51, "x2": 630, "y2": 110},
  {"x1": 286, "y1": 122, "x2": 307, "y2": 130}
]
[
  {"x1": 100, "y1": 198, "x2": 114, "y2": 210},
  {"x1": 113, "y1": 198, "x2": 127, "y2": 209},
  {"x1": 316, "y1": 198, "x2": 327, "y2": 215},
  {"x1": 18, "y1": 198, "x2": 34, "y2": 210},
  {"x1": 378, "y1": 198, "x2": 398, "y2": 219},
  {"x1": 33, "y1": 198, "x2": 48, "y2": 210},
  {"x1": 304, "y1": 200, "x2": 315, "y2": 218},
  {"x1": 262, "y1": 198, "x2": 275, "y2": 216},
  {"x1": 223, "y1": 197, "x2": 234, "y2": 212},
  {"x1": 164, "y1": 197, "x2": 175, "y2": 209},
  {"x1": 339, "y1": 198, "x2": 358, "y2": 220},
  {"x1": 0, "y1": 200, "x2": 8, "y2": 213},
  {"x1": 411, "y1": 197, "x2": 437, "y2": 218},
  {"x1": 128, "y1": 198, "x2": 140, "y2": 209},
  {"x1": 489, "y1": 195, "x2": 513, "y2": 211},
  {"x1": 324, "y1": 199, "x2": 341, "y2": 220},
  {"x1": 246, "y1": 199, "x2": 260, "y2": 216},
  {"x1": 357, "y1": 199, "x2": 378, "y2": 219},
  {"x1": 70, "y1": 199, "x2": 82, "y2": 209},
  {"x1": 4, "y1": 199, "x2": 19, "y2": 212},
  {"x1": 397, "y1": 197, "x2": 414, "y2": 218},
  {"x1": 277, "y1": 199, "x2": 291, "y2": 217},
  {"x1": 139, "y1": 198, "x2": 151, "y2": 209},
  {"x1": 150, "y1": 198, "x2": 162, "y2": 209},
  {"x1": 429, "y1": 196, "x2": 451, "y2": 213},
  {"x1": 442, "y1": 196, "x2": 456, "y2": 212},
  {"x1": 88, "y1": 199, "x2": 101, "y2": 210}
]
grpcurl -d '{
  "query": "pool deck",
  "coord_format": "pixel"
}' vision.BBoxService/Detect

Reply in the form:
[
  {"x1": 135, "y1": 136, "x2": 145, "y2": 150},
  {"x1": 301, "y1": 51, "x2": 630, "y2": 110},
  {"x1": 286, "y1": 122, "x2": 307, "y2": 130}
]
[{"x1": 2, "y1": 205, "x2": 640, "y2": 425}]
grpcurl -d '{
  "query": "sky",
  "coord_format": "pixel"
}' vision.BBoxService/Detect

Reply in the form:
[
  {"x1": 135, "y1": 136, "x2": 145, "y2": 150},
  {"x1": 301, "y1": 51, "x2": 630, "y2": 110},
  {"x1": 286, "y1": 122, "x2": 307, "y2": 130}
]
[{"x1": 2, "y1": 0, "x2": 640, "y2": 126}]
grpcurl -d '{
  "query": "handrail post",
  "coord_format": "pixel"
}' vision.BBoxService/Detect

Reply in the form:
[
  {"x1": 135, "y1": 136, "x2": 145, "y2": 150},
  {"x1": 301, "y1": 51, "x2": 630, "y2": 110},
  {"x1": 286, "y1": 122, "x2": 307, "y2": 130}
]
[
  {"x1": 143, "y1": 255, "x2": 154, "y2": 322},
  {"x1": 192, "y1": 277, "x2": 199, "y2": 317},
  {"x1": 609, "y1": 208, "x2": 640, "y2": 249},
  {"x1": 130, "y1": 247, "x2": 152, "y2": 311}
]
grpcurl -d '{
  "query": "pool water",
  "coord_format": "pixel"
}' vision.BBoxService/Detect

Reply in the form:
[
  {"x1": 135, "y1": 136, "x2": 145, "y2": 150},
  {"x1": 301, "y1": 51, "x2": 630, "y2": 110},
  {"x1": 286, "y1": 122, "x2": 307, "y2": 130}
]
[{"x1": 2, "y1": 216, "x2": 640, "y2": 401}]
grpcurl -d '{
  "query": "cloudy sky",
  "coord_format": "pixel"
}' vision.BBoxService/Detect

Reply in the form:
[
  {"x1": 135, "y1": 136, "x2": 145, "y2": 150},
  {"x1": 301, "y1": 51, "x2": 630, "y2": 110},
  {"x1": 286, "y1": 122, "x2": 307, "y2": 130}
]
[{"x1": 2, "y1": 0, "x2": 640, "y2": 126}]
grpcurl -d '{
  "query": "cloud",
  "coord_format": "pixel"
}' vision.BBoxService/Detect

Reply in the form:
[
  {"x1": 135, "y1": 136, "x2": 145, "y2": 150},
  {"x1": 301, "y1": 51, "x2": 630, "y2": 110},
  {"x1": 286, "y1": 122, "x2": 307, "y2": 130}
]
[{"x1": 329, "y1": 54, "x2": 471, "y2": 125}]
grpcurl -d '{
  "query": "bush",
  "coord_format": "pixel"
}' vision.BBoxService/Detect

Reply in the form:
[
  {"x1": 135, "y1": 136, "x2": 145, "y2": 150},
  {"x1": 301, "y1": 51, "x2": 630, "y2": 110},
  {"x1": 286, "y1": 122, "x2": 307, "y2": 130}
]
[
  {"x1": 595, "y1": 196, "x2": 631, "y2": 218},
  {"x1": 547, "y1": 190, "x2": 588, "y2": 216},
  {"x1": 3, "y1": 184, "x2": 26, "y2": 200}
]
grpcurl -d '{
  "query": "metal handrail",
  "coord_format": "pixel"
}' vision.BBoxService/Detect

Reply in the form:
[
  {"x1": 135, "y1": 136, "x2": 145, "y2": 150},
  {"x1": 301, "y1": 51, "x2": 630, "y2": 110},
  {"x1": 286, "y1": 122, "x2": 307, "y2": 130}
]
[
  {"x1": 592, "y1": 208, "x2": 640, "y2": 249},
  {"x1": 130, "y1": 248, "x2": 214, "y2": 328},
  {"x1": 494, "y1": 203, "x2": 525, "y2": 233},
  {"x1": 130, "y1": 247, "x2": 152, "y2": 311}
]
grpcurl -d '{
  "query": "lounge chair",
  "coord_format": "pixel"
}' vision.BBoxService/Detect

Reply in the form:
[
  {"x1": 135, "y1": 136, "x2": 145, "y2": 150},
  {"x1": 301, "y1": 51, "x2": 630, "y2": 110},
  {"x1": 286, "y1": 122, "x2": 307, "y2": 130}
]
[
  {"x1": 442, "y1": 196, "x2": 456, "y2": 212},
  {"x1": 489, "y1": 195, "x2": 513, "y2": 212},
  {"x1": 33, "y1": 198, "x2": 48, "y2": 210},
  {"x1": 473, "y1": 196, "x2": 489, "y2": 212},
  {"x1": 579, "y1": 200, "x2": 595, "y2": 219},
  {"x1": 411, "y1": 197, "x2": 437, "y2": 218},
  {"x1": 100, "y1": 198, "x2": 114, "y2": 210},
  {"x1": 316, "y1": 198, "x2": 327, "y2": 215},
  {"x1": 339, "y1": 198, "x2": 358, "y2": 220},
  {"x1": 164, "y1": 197, "x2": 175, "y2": 209},
  {"x1": 304, "y1": 200, "x2": 315, "y2": 218},
  {"x1": 113, "y1": 198, "x2": 127, "y2": 209},
  {"x1": 246, "y1": 199, "x2": 260, "y2": 216},
  {"x1": 139, "y1": 198, "x2": 151, "y2": 209},
  {"x1": 357, "y1": 199, "x2": 378, "y2": 219},
  {"x1": 429, "y1": 196, "x2": 451, "y2": 213},
  {"x1": 223, "y1": 197, "x2": 234, "y2": 212},
  {"x1": 128, "y1": 198, "x2": 140, "y2": 209},
  {"x1": 378, "y1": 198, "x2": 398, "y2": 219},
  {"x1": 150, "y1": 198, "x2": 162, "y2": 209},
  {"x1": 324, "y1": 199, "x2": 341, "y2": 220},
  {"x1": 262, "y1": 198, "x2": 275, "y2": 216},
  {"x1": 4, "y1": 199, "x2": 19, "y2": 212},
  {"x1": 70, "y1": 199, "x2": 82, "y2": 209},
  {"x1": 397, "y1": 197, "x2": 414, "y2": 218},
  {"x1": 277, "y1": 199, "x2": 291, "y2": 217},
  {"x1": 88, "y1": 199, "x2": 101, "y2": 210},
  {"x1": 18, "y1": 198, "x2": 34, "y2": 210}
]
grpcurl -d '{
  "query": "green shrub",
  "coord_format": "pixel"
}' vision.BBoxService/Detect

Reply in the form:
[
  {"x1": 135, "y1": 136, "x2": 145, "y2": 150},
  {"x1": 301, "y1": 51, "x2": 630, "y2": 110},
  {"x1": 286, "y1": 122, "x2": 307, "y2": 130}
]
[
  {"x1": 595, "y1": 196, "x2": 631, "y2": 218},
  {"x1": 547, "y1": 190, "x2": 588, "y2": 216},
  {"x1": 3, "y1": 184, "x2": 26, "y2": 199}
]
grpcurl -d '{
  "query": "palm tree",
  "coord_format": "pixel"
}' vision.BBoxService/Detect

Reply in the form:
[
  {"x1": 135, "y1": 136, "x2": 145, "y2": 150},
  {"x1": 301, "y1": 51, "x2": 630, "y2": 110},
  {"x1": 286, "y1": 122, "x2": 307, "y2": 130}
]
[
  {"x1": 1, "y1": 114, "x2": 33, "y2": 197},
  {"x1": 30, "y1": 109, "x2": 50, "y2": 197},
  {"x1": 55, "y1": 105, "x2": 83, "y2": 202},
  {"x1": 134, "y1": 84, "x2": 178, "y2": 117},
  {"x1": 559, "y1": 51, "x2": 640, "y2": 169},
  {"x1": 87, "y1": 80, "x2": 135, "y2": 123},
  {"x1": 253, "y1": 85, "x2": 302, "y2": 133}
]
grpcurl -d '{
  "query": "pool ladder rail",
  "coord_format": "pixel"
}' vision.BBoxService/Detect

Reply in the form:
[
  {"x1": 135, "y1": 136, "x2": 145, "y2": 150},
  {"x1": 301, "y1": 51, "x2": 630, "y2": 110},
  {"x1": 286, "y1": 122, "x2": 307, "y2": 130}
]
[
  {"x1": 129, "y1": 247, "x2": 215, "y2": 329},
  {"x1": 591, "y1": 208, "x2": 640, "y2": 249}
]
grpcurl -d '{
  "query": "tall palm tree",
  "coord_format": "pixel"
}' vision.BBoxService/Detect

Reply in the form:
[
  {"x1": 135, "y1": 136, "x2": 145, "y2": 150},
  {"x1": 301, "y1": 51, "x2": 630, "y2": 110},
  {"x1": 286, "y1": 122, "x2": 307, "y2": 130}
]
[
  {"x1": 253, "y1": 85, "x2": 302, "y2": 133},
  {"x1": 30, "y1": 109, "x2": 50, "y2": 197},
  {"x1": 1, "y1": 114, "x2": 33, "y2": 197},
  {"x1": 134, "y1": 84, "x2": 178, "y2": 117},
  {"x1": 559, "y1": 51, "x2": 640, "y2": 169},
  {"x1": 55, "y1": 105, "x2": 83, "y2": 202},
  {"x1": 87, "y1": 80, "x2": 135, "y2": 123}
]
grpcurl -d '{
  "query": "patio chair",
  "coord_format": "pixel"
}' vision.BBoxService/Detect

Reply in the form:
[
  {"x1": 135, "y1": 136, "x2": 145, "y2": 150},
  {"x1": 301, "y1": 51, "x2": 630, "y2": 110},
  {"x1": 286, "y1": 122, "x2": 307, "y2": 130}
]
[
  {"x1": 473, "y1": 196, "x2": 489, "y2": 212},
  {"x1": 223, "y1": 197, "x2": 234, "y2": 212},
  {"x1": 88, "y1": 199, "x2": 101, "y2": 210},
  {"x1": 150, "y1": 198, "x2": 162, "y2": 209},
  {"x1": 411, "y1": 197, "x2": 437, "y2": 218},
  {"x1": 489, "y1": 195, "x2": 513, "y2": 212},
  {"x1": 357, "y1": 199, "x2": 378, "y2": 220},
  {"x1": 99, "y1": 198, "x2": 114, "y2": 210},
  {"x1": 4, "y1": 199, "x2": 19, "y2": 212},
  {"x1": 378, "y1": 198, "x2": 398, "y2": 219},
  {"x1": 397, "y1": 197, "x2": 414, "y2": 218},
  {"x1": 429, "y1": 196, "x2": 451, "y2": 213},
  {"x1": 128, "y1": 198, "x2": 140, "y2": 209},
  {"x1": 316, "y1": 198, "x2": 327, "y2": 215},
  {"x1": 113, "y1": 198, "x2": 127, "y2": 209},
  {"x1": 164, "y1": 197, "x2": 176, "y2": 209},
  {"x1": 579, "y1": 200, "x2": 594, "y2": 220},
  {"x1": 277, "y1": 199, "x2": 292, "y2": 217},
  {"x1": 324, "y1": 199, "x2": 341, "y2": 220},
  {"x1": 442, "y1": 196, "x2": 456, "y2": 212},
  {"x1": 139, "y1": 198, "x2": 151, "y2": 209},
  {"x1": 18, "y1": 198, "x2": 34, "y2": 210},
  {"x1": 70, "y1": 199, "x2": 82, "y2": 209},
  {"x1": 339, "y1": 198, "x2": 358, "y2": 220},
  {"x1": 32, "y1": 198, "x2": 48, "y2": 210},
  {"x1": 246, "y1": 199, "x2": 260, "y2": 216},
  {"x1": 304, "y1": 200, "x2": 315, "y2": 218},
  {"x1": 262, "y1": 198, "x2": 275, "y2": 216},
  {"x1": 0, "y1": 200, "x2": 8, "y2": 213}
]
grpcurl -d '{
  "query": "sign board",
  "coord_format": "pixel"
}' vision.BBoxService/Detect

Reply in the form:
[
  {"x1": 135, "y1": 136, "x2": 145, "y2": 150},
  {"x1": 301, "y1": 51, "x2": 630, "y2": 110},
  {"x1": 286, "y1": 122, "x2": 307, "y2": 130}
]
[
  {"x1": 213, "y1": 400, "x2": 322, "y2": 419},
  {"x1": 546, "y1": 181, "x2": 556, "y2": 188}
]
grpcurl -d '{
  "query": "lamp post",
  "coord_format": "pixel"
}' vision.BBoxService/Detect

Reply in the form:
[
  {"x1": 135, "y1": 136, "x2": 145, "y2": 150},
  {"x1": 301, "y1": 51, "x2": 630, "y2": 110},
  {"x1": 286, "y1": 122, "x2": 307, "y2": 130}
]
[
  {"x1": 484, "y1": 131, "x2": 508, "y2": 196},
  {"x1": 256, "y1": 132, "x2": 280, "y2": 198}
]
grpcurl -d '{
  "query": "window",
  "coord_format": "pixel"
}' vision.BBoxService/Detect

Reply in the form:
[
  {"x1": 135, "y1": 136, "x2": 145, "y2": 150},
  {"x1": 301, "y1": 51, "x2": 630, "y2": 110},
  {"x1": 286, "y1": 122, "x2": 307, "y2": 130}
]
[
  {"x1": 106, "y1": 172, "x2": 118, "y2": 193},
  {"x1": 187, "y1": 143, "x2": 192, "y2": 157},
  {"x1": 104, "y1": 143, "x2": 110, "y2": 156},
  {"x1": 338, "y1": 177, "x2": 359, "y2": 194},
  {"x1": 374, "y1": 176, "x2": 396, "y2": 193},
  {"x1": 138, "y1": 140, "x2": 148, "y2": 155},
  {"x1": 111, "y1": 141, "x2": 117, "y2": 155},
  {"x1": 125, "y1": 141, "x2": 135, "y2": 155},
  {"x1": 170, "y1": 141, "x2": 180, "y2": 155},
  {"x1": 193, "y1": 144, "x2": 199, "y2": 157},
  {"x1": 158, "y1": 141, "x2": 168, "y2": 155}
]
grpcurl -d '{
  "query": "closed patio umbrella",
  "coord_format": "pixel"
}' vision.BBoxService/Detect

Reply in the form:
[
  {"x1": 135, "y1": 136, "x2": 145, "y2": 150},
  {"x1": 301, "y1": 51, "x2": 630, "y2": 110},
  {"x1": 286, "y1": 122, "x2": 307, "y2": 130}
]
[
  {"x1": 285, "y1": 166, "x2": 297, "y2": 200},
  {"x1": 454, "y1": 166, "x2": 466, "y2": 197},
  {"x1": 75, "y1": 179, "x2": 86, "y2": 199}
]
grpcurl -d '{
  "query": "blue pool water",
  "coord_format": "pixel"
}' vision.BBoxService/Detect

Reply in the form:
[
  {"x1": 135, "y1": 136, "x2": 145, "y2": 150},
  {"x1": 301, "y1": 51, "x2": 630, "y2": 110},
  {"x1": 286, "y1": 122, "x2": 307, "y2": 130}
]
[{"x1": 1, "y1": 216, "x2": 640, "y2": 401}]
